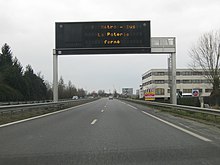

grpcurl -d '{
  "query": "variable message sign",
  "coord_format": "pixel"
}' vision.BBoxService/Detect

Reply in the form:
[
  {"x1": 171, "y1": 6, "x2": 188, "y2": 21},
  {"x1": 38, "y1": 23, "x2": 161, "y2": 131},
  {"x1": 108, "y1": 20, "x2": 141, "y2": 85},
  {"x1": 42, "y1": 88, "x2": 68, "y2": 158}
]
[{"x1": 55, "y1": 21, "x2": 151, "y2": 55}]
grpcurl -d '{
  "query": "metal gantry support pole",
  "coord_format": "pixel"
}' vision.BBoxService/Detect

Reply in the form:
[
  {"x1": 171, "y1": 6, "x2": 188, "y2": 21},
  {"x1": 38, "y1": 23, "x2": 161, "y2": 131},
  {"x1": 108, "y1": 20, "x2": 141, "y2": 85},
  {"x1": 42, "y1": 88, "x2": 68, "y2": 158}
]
[
  {"x1": 53, "y1": 49, "x2": 58, "y2": 102},
  {"x1": 151, "y1": 37, "x2": 176, "y2": 104},
  {"x1": 171, "y1": 52, "x2": 177, "y2": 104},
  {"x1": 168, "y1": 56, "x2": 172, "y2": 90}
]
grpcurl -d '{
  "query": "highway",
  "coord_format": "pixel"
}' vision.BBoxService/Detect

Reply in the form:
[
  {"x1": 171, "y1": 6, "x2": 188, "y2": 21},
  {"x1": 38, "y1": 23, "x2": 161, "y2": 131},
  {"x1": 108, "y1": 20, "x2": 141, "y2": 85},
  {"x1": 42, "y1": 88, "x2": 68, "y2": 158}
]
[{"x1": 1, "y1": 98, "x2": 220, "y2": 165}]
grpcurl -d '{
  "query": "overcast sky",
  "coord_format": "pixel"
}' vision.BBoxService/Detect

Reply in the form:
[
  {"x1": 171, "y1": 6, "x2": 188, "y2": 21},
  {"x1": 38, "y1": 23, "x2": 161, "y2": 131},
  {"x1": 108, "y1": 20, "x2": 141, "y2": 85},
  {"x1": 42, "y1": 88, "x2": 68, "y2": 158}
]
[{"x1": 1, "y1": 0, "x2": 220, "y2": 93}]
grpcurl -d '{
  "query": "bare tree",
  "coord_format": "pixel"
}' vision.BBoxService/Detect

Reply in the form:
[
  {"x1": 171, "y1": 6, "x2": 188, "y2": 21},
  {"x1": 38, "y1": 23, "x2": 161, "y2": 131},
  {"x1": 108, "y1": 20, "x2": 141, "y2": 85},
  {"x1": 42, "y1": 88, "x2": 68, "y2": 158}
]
[
  {"x1": 58, "y1": 76, "x2": 65, "y2": 99},
  {"x1": 189, "y1": 30, "x2": 220, "y2": 106}
]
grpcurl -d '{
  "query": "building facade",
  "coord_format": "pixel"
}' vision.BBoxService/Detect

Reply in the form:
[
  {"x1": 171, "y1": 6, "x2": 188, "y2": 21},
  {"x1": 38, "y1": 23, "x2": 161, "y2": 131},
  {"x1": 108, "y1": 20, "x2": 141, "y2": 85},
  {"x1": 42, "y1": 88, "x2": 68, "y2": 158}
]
[{"x1": 141, "y1": 69, "x2": 213, "y2": 99}]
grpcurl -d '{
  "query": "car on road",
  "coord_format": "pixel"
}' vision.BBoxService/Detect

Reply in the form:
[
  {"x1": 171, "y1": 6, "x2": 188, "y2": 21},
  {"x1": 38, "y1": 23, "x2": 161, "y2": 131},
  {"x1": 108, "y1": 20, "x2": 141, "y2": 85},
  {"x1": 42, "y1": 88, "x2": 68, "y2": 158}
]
[
  {"x1": 72, "y1": 96, "x2": 79, "y2": 100},
  {"x1": 109, "y1": 96, "x2": 113, "y2": 100}
]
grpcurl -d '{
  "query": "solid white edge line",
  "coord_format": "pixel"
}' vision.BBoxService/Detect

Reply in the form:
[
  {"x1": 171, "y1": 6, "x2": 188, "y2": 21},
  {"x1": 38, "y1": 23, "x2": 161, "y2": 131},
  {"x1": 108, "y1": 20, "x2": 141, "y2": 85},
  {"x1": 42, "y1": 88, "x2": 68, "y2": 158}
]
[
  {"x1": 91, "y1": 119, "x2": 97, "y2": 125},
  {"x1": 118, "y1": 100, "x2": 137, "y2": 109},
  {"x1": 178, "y1": 122, "x2": 190, "y2": 129},
  {"x1": 142, "y1": 111, "x2": 212, "y2": 142},
  {"x1": 126, "y1": 104, "x2": 138, "y2": 110},
  {"x1": 0, "y1": 101, "x2": 96, "y2": 128},
  {"x1": 117, "y1": 100, "x2": 126, "y2": 105}
]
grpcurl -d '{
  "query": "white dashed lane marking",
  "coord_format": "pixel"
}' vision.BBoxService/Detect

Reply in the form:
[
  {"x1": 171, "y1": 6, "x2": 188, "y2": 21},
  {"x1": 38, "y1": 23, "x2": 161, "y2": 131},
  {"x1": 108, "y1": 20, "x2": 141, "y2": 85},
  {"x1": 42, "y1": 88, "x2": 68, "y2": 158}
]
[{"x1": 91, "y1": 119, "x2": 97, "y2": 125}]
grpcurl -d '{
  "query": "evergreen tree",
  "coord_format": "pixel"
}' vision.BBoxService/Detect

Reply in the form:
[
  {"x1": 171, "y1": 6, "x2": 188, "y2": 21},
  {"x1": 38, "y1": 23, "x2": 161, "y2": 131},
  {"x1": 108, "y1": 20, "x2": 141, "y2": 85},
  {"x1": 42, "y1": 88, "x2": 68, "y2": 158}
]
[
  {"x1": 0, "y1": 43, "x2": 23, "y2": 101},
  {"x1": 23, "y1": 65, "x2": 47, "y2": 100},
  {"x1": 0, "y1": 43, "x2": 13, "y2": 69},
  {"x1": 0, "y1": 43, "x2": 85, "y2": 101}
]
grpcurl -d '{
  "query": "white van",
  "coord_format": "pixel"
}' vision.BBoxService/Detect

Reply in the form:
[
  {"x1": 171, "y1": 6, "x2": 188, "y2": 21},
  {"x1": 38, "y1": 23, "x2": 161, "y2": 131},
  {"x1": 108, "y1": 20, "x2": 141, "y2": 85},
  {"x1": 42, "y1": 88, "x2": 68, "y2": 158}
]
[{"x1": 72, "y1": 96, "x2": 79, "y2": 100}]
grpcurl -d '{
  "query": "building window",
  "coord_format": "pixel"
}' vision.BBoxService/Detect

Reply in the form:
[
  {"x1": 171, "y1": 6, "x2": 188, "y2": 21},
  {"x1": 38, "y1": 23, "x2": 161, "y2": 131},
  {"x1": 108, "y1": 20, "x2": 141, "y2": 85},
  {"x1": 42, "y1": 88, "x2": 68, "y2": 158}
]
[
  {"x1": 155, "y1": 72, "x2": 165, "y2": 76},
  {"x1": 199, "y1": 89, "x2": 203, "y2": 93},
  {"x1": 181, "y1": 71, "x2": 192, "y2": 76},
  {"x1": 167, "y1": 89, "x2": 180, "y2": 93},
  {"x1": 192, "y1": 80, "x2": 202, "y2": 83},
  {"x1": 203, "y1": 79, "x2": 210, "y2": 83},
  {"x1": 176, "y1": 80, "x2": 180, "y2": 84},
  {"x1": 193, "y1": 71, "x2": 203, "y2": 76},
  {"x1": 183, "y1": 89, "x2": 192, "y2": 93},
  {"x1": 155, "y1": 88, "x2": 165, "y2": 95},
  {"x1": 155, "y1": 80, "x2": 165, "y2": 84},
  {"x1": 205, "y1": 89, "x2": 212, "y2": 93},
  {"x1": 142, "y1": 72, "x2": 152, "y2": 80},
  {"x1": 182, "y1": 80, "x2": 191, "y2": 84}
]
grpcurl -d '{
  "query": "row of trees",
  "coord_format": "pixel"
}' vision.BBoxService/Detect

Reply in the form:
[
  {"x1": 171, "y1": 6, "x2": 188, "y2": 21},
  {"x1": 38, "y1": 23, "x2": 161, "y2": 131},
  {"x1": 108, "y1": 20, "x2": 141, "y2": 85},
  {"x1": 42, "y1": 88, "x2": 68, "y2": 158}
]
[
  {"x1": 97, "y1": 89, "x2": 118, "y2": 97},
  {"x1": 57, "y1": 77, "x2": 86, "y2": 99},
  {"x1": 0, "y1": 44, "x2": 48, "y2": 101},
  {"x1": 0, "y1": 43, "x2": 86, "y2": 101}
]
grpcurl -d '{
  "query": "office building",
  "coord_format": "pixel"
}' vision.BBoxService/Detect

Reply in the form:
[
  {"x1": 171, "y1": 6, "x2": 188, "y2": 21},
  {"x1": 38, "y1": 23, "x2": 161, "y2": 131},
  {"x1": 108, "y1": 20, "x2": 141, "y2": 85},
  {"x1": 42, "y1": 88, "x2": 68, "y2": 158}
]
[{"x1": 141, "y1": 69, "x2": 212, "y2": 99}]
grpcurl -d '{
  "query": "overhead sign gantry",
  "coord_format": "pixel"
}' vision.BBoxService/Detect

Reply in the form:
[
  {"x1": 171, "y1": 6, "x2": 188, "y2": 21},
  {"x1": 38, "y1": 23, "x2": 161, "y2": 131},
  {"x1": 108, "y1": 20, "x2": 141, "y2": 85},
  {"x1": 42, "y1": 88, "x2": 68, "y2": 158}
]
[
  {"x1": 53, "y1": 21, "x2": 177, "y2": 104},
  {"x1": 55, "y1": 21, "x2": 151, "y2": 55}
]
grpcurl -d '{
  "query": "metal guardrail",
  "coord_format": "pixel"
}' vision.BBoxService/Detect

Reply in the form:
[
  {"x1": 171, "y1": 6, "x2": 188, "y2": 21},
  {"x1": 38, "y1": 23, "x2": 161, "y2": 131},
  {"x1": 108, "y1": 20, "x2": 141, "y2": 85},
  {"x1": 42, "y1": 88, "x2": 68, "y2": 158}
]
[
  {"x1": 0, "y1": 98, "x2": 98, "y2": 114},
  {"x1": 0, "y1": 100, "x2": 52, "y2": 106},
  {"x1": 121, "y1": 99, "x2": 220, "y2": 117}
]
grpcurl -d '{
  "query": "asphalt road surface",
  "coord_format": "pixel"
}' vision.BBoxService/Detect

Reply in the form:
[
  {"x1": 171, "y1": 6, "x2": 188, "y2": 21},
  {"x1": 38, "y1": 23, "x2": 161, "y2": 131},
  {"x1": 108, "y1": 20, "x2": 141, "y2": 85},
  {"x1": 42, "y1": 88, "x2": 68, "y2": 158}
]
[{"x1": 1, "y1": 98, "x2": 220, "y2": 165}]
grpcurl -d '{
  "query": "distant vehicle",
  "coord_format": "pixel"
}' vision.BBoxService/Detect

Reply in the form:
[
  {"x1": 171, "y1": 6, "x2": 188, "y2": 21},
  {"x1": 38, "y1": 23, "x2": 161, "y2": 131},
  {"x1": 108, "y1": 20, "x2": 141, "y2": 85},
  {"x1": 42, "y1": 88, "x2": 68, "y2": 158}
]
[
  {"x1": 72, "y1": 96, "x2": 79, "y2": 100},
  {"x1": 109, "y1": 96, "x2": 113, "y2": 100}
]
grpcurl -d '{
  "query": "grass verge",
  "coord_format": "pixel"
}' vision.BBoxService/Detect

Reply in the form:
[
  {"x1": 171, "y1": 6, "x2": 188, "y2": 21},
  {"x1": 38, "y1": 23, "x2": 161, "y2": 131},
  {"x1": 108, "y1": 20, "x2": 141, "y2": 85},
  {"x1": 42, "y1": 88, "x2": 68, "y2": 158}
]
[
  {"x1": 146, "y1": 105, "x2": 220, "y2": 127},
  {"x1": 120, "y1": 99, "x2": 220, "y2": 127}
]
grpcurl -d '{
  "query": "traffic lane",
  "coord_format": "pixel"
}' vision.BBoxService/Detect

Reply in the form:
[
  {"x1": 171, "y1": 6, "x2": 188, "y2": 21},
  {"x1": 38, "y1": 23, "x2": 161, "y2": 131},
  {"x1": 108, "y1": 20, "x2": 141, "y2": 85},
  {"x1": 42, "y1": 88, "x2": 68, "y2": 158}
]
[
  {"x1": 0, "y1": 98, "x2": 108, "y2": 155},
  {"x1": 120, "y1": 99, "x2": 220, "y2": 145}
]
